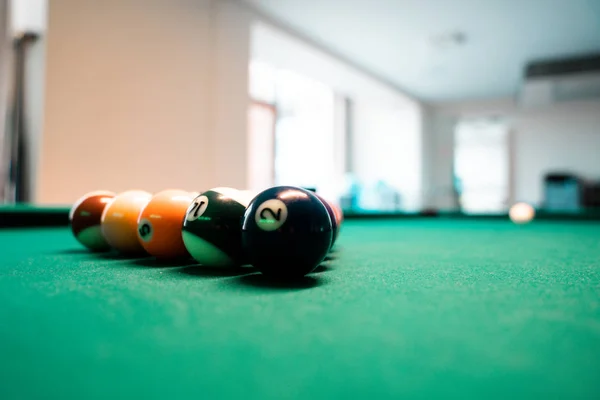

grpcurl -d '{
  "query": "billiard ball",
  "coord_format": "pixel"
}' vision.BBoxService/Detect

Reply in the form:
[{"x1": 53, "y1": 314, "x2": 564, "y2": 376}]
[
  {"x1": 509, "y1": 202, "x2": 535, "y2": 224},
  {"x1": 137, "y1": 189, "x2": 197, "y2": 259},
  {"x1": 313, "y1": 193, "x2": 338, "y2": 249},
  {"x1": 182, "y1": 187, "x2": 251, "y2": 267},
  {"x1": 330, "y1": 202, "x2": 343, "y2": 243},
  {"x1": 69, "y1": 190, "x2": 116, "y2": 251},
  {"x1": 241, "y1": 186, "x2": 333, "y2": 278},
  {"x1": 101, "y1": 190, "x2": 153, "y2": 254}
]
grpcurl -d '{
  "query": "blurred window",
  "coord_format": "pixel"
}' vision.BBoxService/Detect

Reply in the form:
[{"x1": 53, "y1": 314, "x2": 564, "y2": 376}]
[
  {"x1": 454, "y1": 119, "x2": 509, "y2": 213},
  {"x1": 350, "y1": 101, "x2": 421, "y2": 212},
  {"x1": 247, "y1": 100, "x2": 276, "y2": 193},
  {"x1": 249, "y1": 60, "x2": 337, "y2": 195}
]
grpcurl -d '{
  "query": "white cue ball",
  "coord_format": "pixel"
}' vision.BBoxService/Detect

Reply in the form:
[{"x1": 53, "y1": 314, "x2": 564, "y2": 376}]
[{"x1": 509, "y1": 202, "x2": 535, "y2": 224}]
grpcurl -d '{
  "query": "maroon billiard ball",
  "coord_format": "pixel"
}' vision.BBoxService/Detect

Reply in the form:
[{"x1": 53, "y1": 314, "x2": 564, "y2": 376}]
[{"x1": 69, "y1": 190, "x2": 116, "y2": 251}]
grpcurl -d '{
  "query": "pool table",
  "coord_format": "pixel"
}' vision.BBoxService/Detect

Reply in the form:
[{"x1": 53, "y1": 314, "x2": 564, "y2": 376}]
[{"x1": 1, "y1": 207, "x2": 599, "y2": 399}]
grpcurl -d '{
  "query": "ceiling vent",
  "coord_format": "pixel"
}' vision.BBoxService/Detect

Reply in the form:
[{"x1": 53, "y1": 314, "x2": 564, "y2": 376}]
[{"x1": 519, "y1": 53, "x2": 600, "y2": 108}]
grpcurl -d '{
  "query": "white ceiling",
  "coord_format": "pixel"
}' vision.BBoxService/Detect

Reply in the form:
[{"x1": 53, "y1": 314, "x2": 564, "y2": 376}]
[{"x1": 242, "y1": 0, "x2": 600, "y2": 102}]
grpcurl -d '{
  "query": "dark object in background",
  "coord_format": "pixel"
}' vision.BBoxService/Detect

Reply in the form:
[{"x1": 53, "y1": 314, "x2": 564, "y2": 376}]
[
  {"x1": 0, "y1": 206, "x2": 69, "y2": 228},
  {"x1": 543, "y1": 173, "x2": 582, "y2": 211},
  {"x1": 421, "y1": 208, "x2": 438, "y2": 217},
  {"x1": 2, "y1": 32, "x2": 39, "y2": 203},
  {"x1": 583, "y1": 181, "x2": 600, "y2": 209}
]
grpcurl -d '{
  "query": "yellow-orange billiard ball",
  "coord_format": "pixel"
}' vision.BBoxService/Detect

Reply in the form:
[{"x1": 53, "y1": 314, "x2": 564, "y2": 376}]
[
  {"x1": 136, "y1": 189, "x2": 197, "y2": 259},
  {"x1": 69, "y1": 190, "x2": 116, "y2": 251},
  {"x1": 509, "y1": 202, "x2": 535, "y2": 224},
  {"x1": 101, "y1": 190, "x2": 153, "y2": 254}
]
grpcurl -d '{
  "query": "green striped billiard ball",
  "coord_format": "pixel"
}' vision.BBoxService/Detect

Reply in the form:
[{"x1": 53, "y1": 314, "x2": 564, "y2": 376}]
[{"x1": 181, "y1": 187, "x2": 251, "y2": 267}]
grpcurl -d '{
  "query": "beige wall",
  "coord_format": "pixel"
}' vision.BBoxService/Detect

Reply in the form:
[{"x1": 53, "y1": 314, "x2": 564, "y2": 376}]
[
  {"x1": 421, "y1": 106, "x2": 458, "y2": 210},
  {"x1": 513, "y1": 100, "x2": 600, "y2": 204},
  {"x1": 38, "y1": 0, "x2": 251, "y2": 204},
  {"x1": 428, "y1": 97, "x2": 600, "y2": 208},
  {"x1": 212, "y1": 0, "x2": 251, "y2": 189}
]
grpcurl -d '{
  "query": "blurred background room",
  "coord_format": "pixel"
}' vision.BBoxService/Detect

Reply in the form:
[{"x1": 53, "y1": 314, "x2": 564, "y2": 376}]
[{"x1": 1, "y1": 0, "x2": 599, "y2": 215}]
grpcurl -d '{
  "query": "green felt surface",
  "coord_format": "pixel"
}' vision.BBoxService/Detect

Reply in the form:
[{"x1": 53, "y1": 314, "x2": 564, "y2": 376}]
[{"x1": 1, "y1": 219, "x2": 599, "y2": 399}]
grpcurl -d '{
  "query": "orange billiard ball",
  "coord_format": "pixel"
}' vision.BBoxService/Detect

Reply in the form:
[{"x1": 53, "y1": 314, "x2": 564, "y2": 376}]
[
  {"x1": 330, "y1": 202, "x2": 343, "y2": 244},
  {"x1": 69, "y1": 190, "x2": 116, "y2": 251},
  {"x1": 136, "y1": 189, "x2": 197, "y2": 259},
  {"x1": 100, "y1": 190, "x2": 153, "y2": 254}
]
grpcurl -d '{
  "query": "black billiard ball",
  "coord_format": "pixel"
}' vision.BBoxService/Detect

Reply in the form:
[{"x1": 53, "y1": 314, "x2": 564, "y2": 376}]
[
  {"x1": 241, "y1": 186, "x2": 333, "y2": 278},
  {"x1": 313, "y1": 192, "x2": 338, "y2": 249},
  {"x1": 182, "y1": 187, "x2": 251, "y2": 267}
]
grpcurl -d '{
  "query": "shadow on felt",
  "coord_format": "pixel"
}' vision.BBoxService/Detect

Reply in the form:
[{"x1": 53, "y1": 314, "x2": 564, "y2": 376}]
[
  {"x1": 328, "y1": 246, "x2": 341, "y2": 254},
  {"x1": 53, "y1": 248, "x2": 149, "y2": 261},
  {"x1": 129, "y1": 258, "x2": 198, "y2": 268},
  {"x1": 176, "y1": 265, "x2": 254, "y2": 278},
  {"x1": 312, "y1": 263, "x2": 333, "y2": 274},
  {"x1": 228, "y1": 271, "x2": 324, "y2": 291},
  {"x1": 53, "y1": 248, "x2": 96, "y2": 255},
  {"x1": 97, "y1": 251, "x2": 151, "y2": 261}
]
